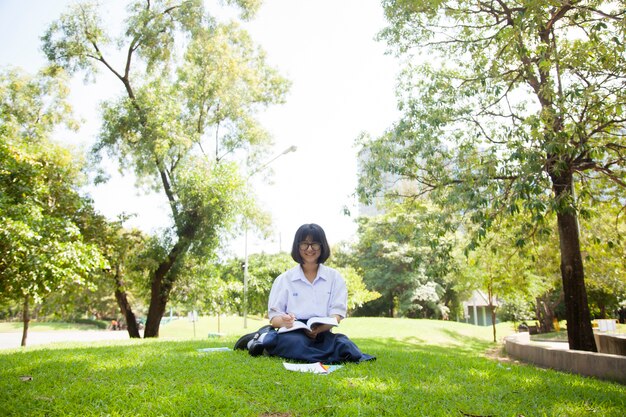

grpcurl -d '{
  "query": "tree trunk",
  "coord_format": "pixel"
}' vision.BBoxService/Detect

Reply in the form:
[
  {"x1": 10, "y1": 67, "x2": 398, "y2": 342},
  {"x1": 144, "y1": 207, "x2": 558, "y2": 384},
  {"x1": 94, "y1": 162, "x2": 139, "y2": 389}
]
[
  {"x1": 21, "y1": 296, "x2": 30, "y2": 347},
  {"x1": 535, "y1": 293, "x2": 559, "y2": 334},
  {"x1": 486, "y1": 284, "x2": 497, "y2": 342},
  {"x1": 490, "y1": 304, "x2": 497, "y2": 343},
  {"x1": 113, "y1": 266, "x2": 141, "y2": 338},
  {"x1": 143, "y1": 237, "x2": 190, "y2": 337},
  {"x1": 144, "y1": 271, "x2": 172, "y2": 338},
  {"x1": 551, "y1": 172, "x2": 596, "y2": 351}
]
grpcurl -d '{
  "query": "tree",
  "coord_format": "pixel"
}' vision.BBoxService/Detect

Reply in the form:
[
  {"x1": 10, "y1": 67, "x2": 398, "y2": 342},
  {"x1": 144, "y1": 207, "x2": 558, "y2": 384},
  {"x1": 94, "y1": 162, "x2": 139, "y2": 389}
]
[
  {"x1": 170, "y1": 252, "x2": 293, "y2": 320},
  {"x1": 169, "y1": 250, "x2": 381, "y2": 322},
  {"x1": 81, "y1": 212, "x2": 149, "y2": 338},
  {"x1": 37, "y1": 211, "x2": 143, "y2": 326},
  {"x1": 359, "y1": 0, "x2": 626, "y2": 351},
  {"x1": 0, "y1": 67, "x2": 105, "y2": 346},
  {"x1": 577, "y1": 199, "x2": 626, "y2": 318},
  {"x1": 348, "y1": 200, "x2": 456, "y2": 318},
  {"x1": 42, "y1": 0, "x2": 289, "y2": 337},
  {"x1": 171, "y1": 258, "x2": 237, "y2": 319},
  {"x1": 242, "y1": 252, "x2": 294, "y2": 316},
  {"x1": 457, "y1": 215, "x2": 554, "y2": 342},
  {"x1": 519, "y1": 220, "x2": 565, "y2": 333},
  {"x1": 332, "y1": 265, "x2": 382, "y2": 314}
]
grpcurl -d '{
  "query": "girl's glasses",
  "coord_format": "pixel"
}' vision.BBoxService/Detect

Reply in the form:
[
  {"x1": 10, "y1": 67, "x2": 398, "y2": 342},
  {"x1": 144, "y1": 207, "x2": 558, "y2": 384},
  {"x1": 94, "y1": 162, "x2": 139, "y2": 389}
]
[{"x1": 299, "y1": 242, "x2": 321, "y2": 251}]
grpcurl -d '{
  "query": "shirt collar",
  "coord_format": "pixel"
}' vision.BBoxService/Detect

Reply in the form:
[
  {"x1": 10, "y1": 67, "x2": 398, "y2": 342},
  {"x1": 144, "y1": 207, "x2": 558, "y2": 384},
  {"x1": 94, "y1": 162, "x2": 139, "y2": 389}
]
[{"x1": 292, "y1": 263, "x2": 328, "y2": 282}]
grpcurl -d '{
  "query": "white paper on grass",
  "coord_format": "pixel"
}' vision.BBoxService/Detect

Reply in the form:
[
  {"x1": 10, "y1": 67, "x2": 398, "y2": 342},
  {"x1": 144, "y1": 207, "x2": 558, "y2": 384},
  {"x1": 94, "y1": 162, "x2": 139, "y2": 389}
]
[
  {"x1": 282, "y1": 362, "x2": 343, "y2": 374},
  {"x1": 197, "y1": 347, "x2": 231, "y2": 352}
]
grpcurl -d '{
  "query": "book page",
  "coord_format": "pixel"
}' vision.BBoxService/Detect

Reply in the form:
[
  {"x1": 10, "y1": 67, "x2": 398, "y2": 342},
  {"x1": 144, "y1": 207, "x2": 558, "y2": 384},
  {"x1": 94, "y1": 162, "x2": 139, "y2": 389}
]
[
  {"x1": 277, "y1": 317, "x2": 338, "y2": 333},
  {"x1": 283, "y1": 362, "x2": 330, "y2": 373},
  {"x1": 306, "y1": 316, "x2": 338, "y2": 327},
  {"x1": 282, "y1": 362, "x2": 343, "y2": 374},
  {"x1": 277, "y1": 320, "x2": 309, "y2": 333}
]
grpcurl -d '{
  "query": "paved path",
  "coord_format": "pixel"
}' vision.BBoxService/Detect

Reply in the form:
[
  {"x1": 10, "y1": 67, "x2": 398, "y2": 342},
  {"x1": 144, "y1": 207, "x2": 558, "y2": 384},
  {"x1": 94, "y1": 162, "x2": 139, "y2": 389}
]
[
  {"x1": 0, "y1": 330, "x2": 133, "y2": 350},
  {"x1": 0, "y1": 329, "x2": 572, "y2": 351}
]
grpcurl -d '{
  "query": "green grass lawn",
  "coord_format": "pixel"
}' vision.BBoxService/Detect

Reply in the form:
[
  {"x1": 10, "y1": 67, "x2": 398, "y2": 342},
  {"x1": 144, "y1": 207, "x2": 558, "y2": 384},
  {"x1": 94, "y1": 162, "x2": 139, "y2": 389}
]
[{"x1": 1, "y1": 318, "x2": 624, "y2": 416}]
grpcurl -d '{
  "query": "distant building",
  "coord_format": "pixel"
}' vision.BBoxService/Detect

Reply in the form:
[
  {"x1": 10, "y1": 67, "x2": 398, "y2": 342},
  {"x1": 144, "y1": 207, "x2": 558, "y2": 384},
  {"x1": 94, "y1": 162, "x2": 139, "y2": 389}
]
[{"x1": 462, "y1": 290, "x2": 500, "y2": 326}]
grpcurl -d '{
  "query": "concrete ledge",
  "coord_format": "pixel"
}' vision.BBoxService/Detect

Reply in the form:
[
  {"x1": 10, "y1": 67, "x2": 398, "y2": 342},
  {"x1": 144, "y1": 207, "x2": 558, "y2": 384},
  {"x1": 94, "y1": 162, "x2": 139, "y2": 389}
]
[
  {"x1": 594, "y1": 332, "x2": 626, "y2": 356},
  {"x1": 504, "y1": 333, "x2": 626, "y2": 384}
]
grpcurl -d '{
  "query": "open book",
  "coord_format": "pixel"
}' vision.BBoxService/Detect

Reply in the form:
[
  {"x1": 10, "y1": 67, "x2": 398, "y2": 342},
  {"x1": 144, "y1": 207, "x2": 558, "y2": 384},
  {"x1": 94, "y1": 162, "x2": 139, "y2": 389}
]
[{"x1": 277, "y1": 316, "x2": 338, "y2": 333}]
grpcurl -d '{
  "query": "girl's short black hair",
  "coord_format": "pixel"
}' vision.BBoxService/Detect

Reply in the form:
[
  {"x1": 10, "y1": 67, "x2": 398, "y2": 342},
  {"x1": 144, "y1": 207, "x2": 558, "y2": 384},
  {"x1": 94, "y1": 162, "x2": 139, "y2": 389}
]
[{"x1": 290, "y1": 223, "x2": 331, "y2": 264}]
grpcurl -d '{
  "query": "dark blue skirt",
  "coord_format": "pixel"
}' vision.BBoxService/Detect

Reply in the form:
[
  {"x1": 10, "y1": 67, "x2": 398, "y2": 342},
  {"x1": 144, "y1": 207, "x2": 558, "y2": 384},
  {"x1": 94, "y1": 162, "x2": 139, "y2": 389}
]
[{"x1": 261, "y1": 329, "x2": 375, "y2": 364}]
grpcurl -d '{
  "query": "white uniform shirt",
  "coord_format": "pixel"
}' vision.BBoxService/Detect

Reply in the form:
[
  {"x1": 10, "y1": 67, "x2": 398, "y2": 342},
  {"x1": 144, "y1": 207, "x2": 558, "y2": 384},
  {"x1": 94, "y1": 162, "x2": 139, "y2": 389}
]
[{"x1": 267, "y1": 263, "x2": 348, "y2": 321}]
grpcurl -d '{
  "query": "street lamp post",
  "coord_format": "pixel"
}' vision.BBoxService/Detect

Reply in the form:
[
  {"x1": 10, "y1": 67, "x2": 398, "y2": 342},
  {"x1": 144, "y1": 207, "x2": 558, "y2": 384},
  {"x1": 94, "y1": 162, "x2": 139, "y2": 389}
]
[{"x1": 243, "y1": 145, "x2": 297, "y2": 328}]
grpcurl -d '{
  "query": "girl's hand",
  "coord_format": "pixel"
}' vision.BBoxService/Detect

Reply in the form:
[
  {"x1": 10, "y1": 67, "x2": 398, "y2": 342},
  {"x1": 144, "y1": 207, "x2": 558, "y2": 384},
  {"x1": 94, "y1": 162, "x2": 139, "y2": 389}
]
[
  {"x1": 305, "y1": 329, "x2": 318, "y2": 339},
  {"x1": 281, "y1": 312, "x2": 296, "y2": 328},
  {"x1": 305, "y1": 323, "x2": 333, "y2": 339},
  {"x1": 270, "y1": 313, "x2": 296, "y2": 329}
]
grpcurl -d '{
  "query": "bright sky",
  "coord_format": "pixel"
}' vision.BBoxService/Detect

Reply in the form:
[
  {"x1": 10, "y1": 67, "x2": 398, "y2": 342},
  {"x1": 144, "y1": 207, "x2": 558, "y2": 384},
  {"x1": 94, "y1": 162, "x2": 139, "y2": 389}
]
[{"x1": 0, "y1": 0, "x2": 399, "y2": 255}]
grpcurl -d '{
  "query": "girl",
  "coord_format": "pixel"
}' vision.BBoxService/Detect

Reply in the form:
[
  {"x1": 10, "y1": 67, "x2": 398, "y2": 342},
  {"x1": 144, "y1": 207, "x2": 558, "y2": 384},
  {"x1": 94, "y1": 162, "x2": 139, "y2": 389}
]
[{"x1": 236, "y1": 223, "x2": 373, "y2": 363}]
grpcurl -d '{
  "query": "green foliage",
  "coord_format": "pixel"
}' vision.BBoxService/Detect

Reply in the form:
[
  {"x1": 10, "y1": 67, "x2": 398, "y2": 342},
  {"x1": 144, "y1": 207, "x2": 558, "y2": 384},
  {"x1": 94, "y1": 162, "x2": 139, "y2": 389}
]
[
  {"x1": 41, "y1": 0, "x2": 290, "y2": 336},
  {"x1": 169, "y1": 250, "x2": 381, "y2": 320},
  {"x1": 366, "y1": 0, "x2": 626, "y2": 242},
  {"x1": 1, "y1": 319, "x2": 625, "y2": 416},
  {"x1": 578, "y1": 200, "x2": 626, "y2": 318},
  {"x1": 0, "y1": 68, "x2": 105, "y2": 311},
  {"x1": 347, "y1": 200, "x2": 457, "y2": 318},
  {"x1": 334, "y1": 265, "x2": 381, "y2": 313},
  {"x1": 169, "y1": 252, "x2": 292, "y2": 318},
  {"x1": 72, "y1": 318, "x2": 108, "y2": 329},
  {"x1": 498, "y1": 294, "x2": 536, "y2": 324},
  {"x1": 458, "y1": 213, "x2": 555, "y2": 302},
  {"x1": 242, "y1": 252, "x2": 293, "y2": 316},
  {"x1": 170, "y1": 255, "x2": 242, "y2": 316},
  {"x1": 181, "y1": 161, "x2": 247, "y2": 256},
  {"x1": 360, "y1": 0, "x2": 626, "y2": 349},
  {"x1": 178, "y1": 21, "x2": 290, "y2": 149},
  {"x1": 40, "y1": 2, "x2": 110, "y2": 77}
]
